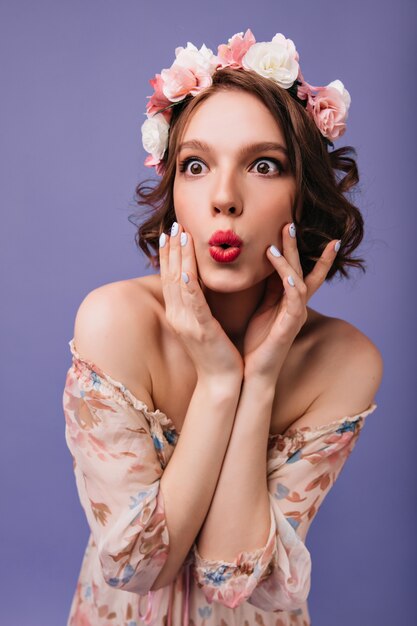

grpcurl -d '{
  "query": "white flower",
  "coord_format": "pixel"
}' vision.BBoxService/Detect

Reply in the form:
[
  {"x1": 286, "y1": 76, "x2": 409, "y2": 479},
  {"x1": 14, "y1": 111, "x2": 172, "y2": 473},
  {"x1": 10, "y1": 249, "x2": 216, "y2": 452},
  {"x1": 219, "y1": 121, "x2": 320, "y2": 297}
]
[
  {"x1": 173, "y1": 41, "x2": 219, "y2": 75},
  {"x1": 141, "y1": 113, "x2": 169, "y2": 161},
  {"x1": 242, "y1": 32, "x2": 299, "y2": 89},
  {"x1": 327, "y1": 80, "x2": 351, "y2": 115}
]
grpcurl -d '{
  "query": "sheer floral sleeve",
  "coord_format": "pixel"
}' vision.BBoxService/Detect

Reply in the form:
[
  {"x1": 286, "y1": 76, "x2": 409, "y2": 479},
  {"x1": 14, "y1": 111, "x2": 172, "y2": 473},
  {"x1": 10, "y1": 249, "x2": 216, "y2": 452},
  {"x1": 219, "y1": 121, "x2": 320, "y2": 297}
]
[{"x1": 63, "y1": 343, "x2": 172, "y2": 596}]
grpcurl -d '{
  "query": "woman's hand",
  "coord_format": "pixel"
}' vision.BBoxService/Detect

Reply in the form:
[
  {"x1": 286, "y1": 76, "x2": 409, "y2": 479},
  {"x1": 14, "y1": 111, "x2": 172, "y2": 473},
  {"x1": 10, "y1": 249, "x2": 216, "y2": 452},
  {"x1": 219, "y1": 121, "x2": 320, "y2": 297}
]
[
  {"x1": 159, "y1": 221, "x2": 244, "y2": 382},
  {"x1": 243, "y1": 222, "x2": 341, "y2": 381}
]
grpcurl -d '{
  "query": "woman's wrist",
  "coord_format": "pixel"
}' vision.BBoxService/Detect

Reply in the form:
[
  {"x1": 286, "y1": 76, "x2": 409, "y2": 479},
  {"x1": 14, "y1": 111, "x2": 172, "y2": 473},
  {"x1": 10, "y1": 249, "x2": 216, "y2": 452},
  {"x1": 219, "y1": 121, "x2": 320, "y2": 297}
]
[
  {"x1": 243, "y1": 339, "x2": 291, "y2": 386},
  {"x1": 196, "y1": 371, "x2": 243, "y2": 399},
  {"x1": 242, "y1": 369, "x2": 278, "y2": 396}
]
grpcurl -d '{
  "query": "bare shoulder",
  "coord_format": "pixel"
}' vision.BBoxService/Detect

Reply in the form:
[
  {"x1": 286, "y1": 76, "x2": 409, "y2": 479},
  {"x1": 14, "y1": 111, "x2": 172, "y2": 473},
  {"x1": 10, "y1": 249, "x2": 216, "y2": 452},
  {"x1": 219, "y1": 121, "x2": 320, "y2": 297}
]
[
  {"x1": 292, "y1": 309, "x2": 384, "y2": 429},
  {"x1": 73, "y1": 277, "x2": 160, "y2": 409}
]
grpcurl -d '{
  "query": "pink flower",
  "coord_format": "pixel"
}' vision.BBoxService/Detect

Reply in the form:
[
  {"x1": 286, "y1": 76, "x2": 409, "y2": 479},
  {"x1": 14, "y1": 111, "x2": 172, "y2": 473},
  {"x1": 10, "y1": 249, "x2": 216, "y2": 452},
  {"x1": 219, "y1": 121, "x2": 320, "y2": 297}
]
[
  {"x1": 296, "y1": 68, "x2": 322, "y2": 105},
  {"x1": 217, "y1": 29, "x2": 256, "y2": 69},
  {"x1": 155, "y1": 161, "x2": 166, "y2": 177},
  {"x1": 297, "y1": 80, "x2": 315, "y2": 105},
  {"x1": 144, "y1": 153, "x2": 160, "y2": 168},
  {"x1": 161, "y1": 42, "x2": 219, "y2": 102},
  {"x1": 309, "y1": 80, "x2": 351, "y2": 141},
  {"x1": 145, "y1": 73, "x2": 173, "y2": 123},
  {"x1": 161, "y1": 64, "x2": 203, "y2": 101},
  {"x1": 144, "y1": 154, "x2": 166, "y2": 176}
]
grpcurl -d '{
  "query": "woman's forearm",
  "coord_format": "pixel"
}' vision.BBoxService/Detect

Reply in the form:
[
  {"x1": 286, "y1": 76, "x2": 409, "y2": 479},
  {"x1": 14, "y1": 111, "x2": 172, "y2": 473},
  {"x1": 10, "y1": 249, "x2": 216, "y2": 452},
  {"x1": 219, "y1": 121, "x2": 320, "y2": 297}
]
[
  {"x1": 195, "y1": 375, "x2": 276, "y2": 562},
  {"x1": 151, "y1": 374, "x2": 242, "y2": 590}
]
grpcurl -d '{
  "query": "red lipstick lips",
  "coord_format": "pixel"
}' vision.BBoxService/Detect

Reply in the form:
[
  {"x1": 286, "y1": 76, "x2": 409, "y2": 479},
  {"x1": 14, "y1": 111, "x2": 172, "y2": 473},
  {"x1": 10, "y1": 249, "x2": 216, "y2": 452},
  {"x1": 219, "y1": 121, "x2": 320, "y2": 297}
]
[{"x1": 208, "y1": 230, "x2": 243, "y2": 263}]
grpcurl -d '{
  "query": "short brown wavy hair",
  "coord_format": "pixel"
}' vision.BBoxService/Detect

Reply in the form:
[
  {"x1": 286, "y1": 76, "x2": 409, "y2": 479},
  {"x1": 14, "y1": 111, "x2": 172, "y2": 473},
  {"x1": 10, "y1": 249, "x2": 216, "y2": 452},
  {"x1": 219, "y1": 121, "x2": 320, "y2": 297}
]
[{"x1": 129, "y1": 67, "x2": 365, "y2": 281}]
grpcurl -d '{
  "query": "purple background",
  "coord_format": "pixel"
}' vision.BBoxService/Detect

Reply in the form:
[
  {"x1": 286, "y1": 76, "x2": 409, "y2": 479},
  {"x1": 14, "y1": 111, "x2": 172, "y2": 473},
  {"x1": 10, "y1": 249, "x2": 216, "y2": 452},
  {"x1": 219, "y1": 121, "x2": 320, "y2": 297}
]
[{"x1": 1, "y1": 0, "x2": 415, "y2": 623}]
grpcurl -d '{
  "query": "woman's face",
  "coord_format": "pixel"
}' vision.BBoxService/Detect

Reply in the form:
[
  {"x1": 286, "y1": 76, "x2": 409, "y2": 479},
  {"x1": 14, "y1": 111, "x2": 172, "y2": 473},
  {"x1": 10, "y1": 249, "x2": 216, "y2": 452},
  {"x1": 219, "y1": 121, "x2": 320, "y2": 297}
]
[{"x1": 172, "y1": 90, "x2": 296, "y2": 292}]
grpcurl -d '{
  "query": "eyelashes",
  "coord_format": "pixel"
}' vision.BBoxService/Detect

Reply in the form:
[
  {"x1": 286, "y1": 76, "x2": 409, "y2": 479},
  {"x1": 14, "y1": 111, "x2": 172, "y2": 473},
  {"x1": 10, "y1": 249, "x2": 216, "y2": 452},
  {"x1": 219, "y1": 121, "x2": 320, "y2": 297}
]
[{"x1": 178, "y1": 156, "x2": 285, "y2": 177}]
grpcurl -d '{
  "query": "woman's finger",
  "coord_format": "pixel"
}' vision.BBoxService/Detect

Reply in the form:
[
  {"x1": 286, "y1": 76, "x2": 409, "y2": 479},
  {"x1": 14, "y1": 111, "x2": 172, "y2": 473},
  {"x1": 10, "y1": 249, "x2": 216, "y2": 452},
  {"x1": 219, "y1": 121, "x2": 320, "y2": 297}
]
[
  {"x1": 158, "y1": 228, "x2": 170, "y2": 298},
  {"x1": 165, "y1": 221, "x2": 185, "y2": 312},
  {"x1": 180, "y1": 228, "x2": 215, "y2": 326},
  {"x1": 158, "y1": 222, "x2": 184, "y2": 325},
  {"x1": 304, "y1": 239, "x2": 341, "y2": 298},
  {"x1": 179, "y1": 228, "x2": 198, "y2": 287},
  {"x1": 282, "y1": 222, "x2": 303, "y2": 278},
  {"x1": 266, "y1": 243, "x2": 308, "y2": 317}
]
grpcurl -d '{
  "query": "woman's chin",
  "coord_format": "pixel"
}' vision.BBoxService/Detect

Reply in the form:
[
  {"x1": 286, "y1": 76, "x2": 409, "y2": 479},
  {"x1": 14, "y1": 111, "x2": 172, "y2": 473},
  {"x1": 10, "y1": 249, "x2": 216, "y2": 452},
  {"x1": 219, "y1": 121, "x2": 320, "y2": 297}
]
[{"x1": 196, "y1": 265, "x2": 266, "y2": 295}]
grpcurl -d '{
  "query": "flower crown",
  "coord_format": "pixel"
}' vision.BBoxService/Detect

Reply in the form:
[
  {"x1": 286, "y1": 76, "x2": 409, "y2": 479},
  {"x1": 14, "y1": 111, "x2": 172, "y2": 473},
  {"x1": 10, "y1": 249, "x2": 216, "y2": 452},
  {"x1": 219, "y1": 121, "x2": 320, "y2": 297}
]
[{"x1": 141, "y1": 29, "x2": 351, "y2": 176}]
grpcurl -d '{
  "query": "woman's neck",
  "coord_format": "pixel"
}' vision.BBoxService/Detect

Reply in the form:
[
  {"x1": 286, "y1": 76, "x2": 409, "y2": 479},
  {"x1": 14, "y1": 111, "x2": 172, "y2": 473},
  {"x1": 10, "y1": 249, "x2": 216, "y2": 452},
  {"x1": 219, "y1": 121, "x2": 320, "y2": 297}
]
[{"x1": 201, "y1": 279, "x2": 267, "y2": 350}]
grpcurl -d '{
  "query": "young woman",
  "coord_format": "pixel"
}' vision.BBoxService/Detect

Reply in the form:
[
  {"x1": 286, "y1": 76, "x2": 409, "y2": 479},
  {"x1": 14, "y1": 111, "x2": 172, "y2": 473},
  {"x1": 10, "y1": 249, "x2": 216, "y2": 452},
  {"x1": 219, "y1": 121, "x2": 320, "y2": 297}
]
[{"x1": 63, "y1": 30, "x2": 383, "y2": 626}]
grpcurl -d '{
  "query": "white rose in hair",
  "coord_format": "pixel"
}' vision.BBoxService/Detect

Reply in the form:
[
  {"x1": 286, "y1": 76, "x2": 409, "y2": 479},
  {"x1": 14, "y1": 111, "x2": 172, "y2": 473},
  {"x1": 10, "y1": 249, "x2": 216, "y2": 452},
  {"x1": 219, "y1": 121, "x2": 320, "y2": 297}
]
[
  {"x1": 242, "y1": 33, "x2": 299, "y2": 89},
  {"x1": 141, "y1": 113, "x2": 169, "y2": 162},
  {"x1": 327, "y1": 80, "x2": 351, "y2": 115}
]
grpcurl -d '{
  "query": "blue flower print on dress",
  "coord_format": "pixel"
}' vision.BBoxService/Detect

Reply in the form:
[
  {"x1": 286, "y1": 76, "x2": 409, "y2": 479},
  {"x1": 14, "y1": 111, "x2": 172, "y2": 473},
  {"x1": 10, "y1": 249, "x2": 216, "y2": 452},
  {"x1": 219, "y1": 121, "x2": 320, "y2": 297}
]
[
  {"x1": 108, "y1": 563, "x2": 135, "y2": 587},
  {"x1": 90, "y1": 371, "x2": 102, "y2": 390},
  {"x1": 286, "y1": 449, "x2": 302, "y2": 464},
  {"x1": 286, "y1": 516, "x2": 301, "y2": 531},
  {"x1": 128, "y1": 484, "x2": 159, "y2": 527},
  {"x1": 163, "y1": 428, "x2": 178, "y2": 445},
  {"x1": 274, "y1": 483, "x2": 290, "y2": 500},
  {"x1": 336, "y1": 418, "x2": 360, "y2": 434},
  {"x1": 129, "y1": 490, "x2": 150, "y2": 510},
  {"x1": 198, "y1": 605, "x2": 212, "y2": 619},
  {"x1": 203, "y1": 564, "x2": 233, "y2": 586},
  {"x1": 151, "y1": 432, "x2": 164, "y2": 451}
]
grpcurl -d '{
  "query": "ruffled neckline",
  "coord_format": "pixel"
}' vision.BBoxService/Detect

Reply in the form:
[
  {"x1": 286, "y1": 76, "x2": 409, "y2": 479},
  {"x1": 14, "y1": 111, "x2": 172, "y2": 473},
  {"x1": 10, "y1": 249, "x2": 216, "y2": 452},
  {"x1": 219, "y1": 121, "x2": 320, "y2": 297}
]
[{"x1": 68, "y1": 338, "x2": 377, "y2": 442}]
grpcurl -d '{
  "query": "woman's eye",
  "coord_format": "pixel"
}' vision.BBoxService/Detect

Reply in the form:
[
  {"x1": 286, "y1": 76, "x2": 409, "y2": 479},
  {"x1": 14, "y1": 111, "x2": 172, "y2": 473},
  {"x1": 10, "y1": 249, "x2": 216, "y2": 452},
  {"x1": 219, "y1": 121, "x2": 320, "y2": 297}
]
[
  {"x1": 251, "y1": 158, "x2": 283, "y2": 176},
  {"x1": 178, "y1": 158, "x2": 207, "y2": 176}
]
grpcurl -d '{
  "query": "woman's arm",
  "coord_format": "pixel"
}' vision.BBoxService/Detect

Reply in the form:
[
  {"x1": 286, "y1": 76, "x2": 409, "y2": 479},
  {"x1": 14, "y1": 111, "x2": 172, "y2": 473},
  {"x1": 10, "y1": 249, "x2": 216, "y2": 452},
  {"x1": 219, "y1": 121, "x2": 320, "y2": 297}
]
[
  {"x1": 151, "y1": 372, "x2": 242, "y2": 590},
  {"x1": 195, "y1": 375, "x2": 275, "y2": 562}
]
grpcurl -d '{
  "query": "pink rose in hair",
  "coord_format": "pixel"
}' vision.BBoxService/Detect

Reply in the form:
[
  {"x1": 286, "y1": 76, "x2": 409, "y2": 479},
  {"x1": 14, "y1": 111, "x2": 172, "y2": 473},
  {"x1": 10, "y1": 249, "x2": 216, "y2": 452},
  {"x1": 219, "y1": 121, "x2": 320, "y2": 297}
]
[
  {"x1": 146, "y1": 73, "x2": 173, "y2": 123},
  {"x1": 297, "y1": 80, "x2": 315, "y2": 105},
  {"x1": 296, "y1": 68, "x2": 319, "y2": 105},
  {"x1": 144, "y1": 154, "x2": 166, "y2": 176},
  {"x1": 161, "y1": 64, "x2": 202, "y2": 102},
  {"x1": 309, "y1": 80, "x2": 351, "y2": 141},
  {"x1": 217, "y1": 29, "x2": 256, "y2": 69},
  {"x1": 161, "y1": 42, "x2": 219, "y2": 102}
]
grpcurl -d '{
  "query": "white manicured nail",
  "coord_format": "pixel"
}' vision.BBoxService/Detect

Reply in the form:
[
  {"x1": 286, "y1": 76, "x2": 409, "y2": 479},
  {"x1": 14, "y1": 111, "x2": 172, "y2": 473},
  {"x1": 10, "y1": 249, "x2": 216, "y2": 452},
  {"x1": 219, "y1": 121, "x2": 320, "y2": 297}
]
[
  {"x1": 180, "y1": 232, "x2": 188, "y2": 247},
  {"x1": 289, "y1": 223, "x2": 296, "y2": 238},
  {"x1": 269, "y1": 245, "x2": 281, "y2": 257},
  {"x1": 182, "y1": 271, "x2": 189, "y2": 284},
  {"x1": 334, "y1": 240, "x2": 341, "y2": 252},
  {"x1": 171, "y1": 222, "x2": 179, "y2": 236},
  {"x1": 287, "y1": 275, "x2": 295, "y2": 287},
  {"x1": 159, "y1": 233, "x2": 166, "y2": 248}
]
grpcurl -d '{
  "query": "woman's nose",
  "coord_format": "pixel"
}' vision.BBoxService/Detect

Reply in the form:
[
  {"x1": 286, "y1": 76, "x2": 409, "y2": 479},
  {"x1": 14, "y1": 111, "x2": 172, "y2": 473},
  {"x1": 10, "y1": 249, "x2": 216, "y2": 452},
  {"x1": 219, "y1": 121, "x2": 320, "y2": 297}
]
[
  {"x1": 213, "y1": 203, "x2": 241, "y2": 215},
  {"x1": 210, "y1": 169, "x2": 243, "y2": 216}
]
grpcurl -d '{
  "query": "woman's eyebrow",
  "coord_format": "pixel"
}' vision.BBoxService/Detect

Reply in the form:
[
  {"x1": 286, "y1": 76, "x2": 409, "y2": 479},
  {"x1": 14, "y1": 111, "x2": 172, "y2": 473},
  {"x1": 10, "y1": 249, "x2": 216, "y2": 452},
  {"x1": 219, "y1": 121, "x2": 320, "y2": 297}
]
[{"x1": 178, "y1": 139, "x2": 288, "y2": 157}]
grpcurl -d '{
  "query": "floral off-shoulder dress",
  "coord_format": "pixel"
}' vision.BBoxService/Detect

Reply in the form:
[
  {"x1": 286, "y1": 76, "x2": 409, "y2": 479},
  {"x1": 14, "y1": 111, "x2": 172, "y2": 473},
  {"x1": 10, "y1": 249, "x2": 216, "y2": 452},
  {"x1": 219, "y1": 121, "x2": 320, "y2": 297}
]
[{"x1": 63, "y1": 338, "x2": 377, "y2": 626}]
